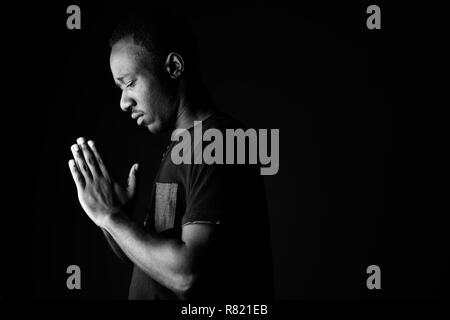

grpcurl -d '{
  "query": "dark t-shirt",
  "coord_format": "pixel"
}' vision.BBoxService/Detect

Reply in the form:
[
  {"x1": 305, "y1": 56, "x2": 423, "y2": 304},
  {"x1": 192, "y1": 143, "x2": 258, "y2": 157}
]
[{"x1": 128, "y1": 112, "x2": 274, "y2": 300}]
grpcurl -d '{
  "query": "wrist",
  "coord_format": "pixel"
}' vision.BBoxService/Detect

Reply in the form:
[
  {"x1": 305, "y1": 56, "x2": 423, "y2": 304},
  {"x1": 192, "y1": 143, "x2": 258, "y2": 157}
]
[{"x1": 100, "y1": 209, "x2": 128, "y2": 231}]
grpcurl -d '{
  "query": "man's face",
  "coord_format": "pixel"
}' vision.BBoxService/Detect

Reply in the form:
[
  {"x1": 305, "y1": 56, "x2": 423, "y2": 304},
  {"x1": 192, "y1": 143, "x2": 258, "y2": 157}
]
[{"x1": 110, "y1": 37, "x2": 177, "y2": 133}]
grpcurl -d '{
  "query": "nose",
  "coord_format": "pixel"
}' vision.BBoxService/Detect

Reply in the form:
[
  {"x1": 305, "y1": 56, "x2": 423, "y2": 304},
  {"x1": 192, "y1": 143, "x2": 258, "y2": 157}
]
[{"x1": 120, "y1": 90, "x2": 136, "y2": 112}]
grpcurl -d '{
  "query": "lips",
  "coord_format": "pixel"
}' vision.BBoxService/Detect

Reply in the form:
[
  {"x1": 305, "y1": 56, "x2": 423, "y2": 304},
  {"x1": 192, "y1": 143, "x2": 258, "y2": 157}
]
[{"x1": 131, "y1": 112, "x2": 143, "y2": 119}]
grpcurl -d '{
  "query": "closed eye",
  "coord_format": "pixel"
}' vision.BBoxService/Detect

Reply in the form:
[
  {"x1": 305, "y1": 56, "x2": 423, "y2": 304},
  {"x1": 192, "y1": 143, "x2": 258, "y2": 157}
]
[
  {"x1": 114, "y1": 80, "x2": 135, "y2": 90},
  {"x1": 126, "y1": 80, "x2": 136, "y2": 88}
]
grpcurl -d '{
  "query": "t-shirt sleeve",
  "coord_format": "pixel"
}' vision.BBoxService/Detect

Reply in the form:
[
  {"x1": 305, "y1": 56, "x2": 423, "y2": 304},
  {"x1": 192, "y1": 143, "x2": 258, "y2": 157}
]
[{"x1": 182, "y1": 163, "x2": 237, "y2": 227}]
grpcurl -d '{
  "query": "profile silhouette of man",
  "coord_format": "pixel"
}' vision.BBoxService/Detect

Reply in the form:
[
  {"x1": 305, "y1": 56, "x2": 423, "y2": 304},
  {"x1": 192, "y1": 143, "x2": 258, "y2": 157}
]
[{"x1": 68, "y1": 8, "x2": 273, "y2": 300}]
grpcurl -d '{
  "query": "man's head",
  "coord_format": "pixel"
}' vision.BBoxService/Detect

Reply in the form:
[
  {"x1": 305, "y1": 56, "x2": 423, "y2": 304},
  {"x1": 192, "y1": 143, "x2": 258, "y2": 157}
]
[{"x1": 109, "y1": 9, "x2": 200, "y2": 133}]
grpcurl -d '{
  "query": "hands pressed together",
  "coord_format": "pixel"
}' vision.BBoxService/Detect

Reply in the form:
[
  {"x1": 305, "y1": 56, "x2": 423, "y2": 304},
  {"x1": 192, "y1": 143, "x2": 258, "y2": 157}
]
[{"x1": 68, "y1": 137, "x2": 138, "y2": 228}]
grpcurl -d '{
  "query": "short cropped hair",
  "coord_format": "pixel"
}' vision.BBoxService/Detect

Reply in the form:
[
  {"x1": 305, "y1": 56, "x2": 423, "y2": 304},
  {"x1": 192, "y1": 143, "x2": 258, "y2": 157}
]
[{"x1": 109, "y1": 7, "x2": 200, "y2": 79}]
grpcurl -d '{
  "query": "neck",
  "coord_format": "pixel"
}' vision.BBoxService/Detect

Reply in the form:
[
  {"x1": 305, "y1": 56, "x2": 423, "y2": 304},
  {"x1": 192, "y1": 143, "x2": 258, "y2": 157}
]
[{"x1": 174, "y1": 80, "x2": 215, "y2": 130}]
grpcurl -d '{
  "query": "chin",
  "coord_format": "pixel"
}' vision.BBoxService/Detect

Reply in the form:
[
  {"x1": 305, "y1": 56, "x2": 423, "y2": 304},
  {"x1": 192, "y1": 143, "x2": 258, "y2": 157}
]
[
  {"x1": 149, "y1": 117, "x2": 176, "y2": 134},
  {"x1": 146, "y1": 126, "x2": 161, "y2": 134},
  {"x1": 145, "y1": 120, "x2": 163, "y2": 134}
]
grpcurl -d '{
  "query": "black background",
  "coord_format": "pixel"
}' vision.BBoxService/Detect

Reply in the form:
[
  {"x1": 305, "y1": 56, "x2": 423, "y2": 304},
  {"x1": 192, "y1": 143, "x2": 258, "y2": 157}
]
[{"x1": 3, "y1": 1, "x2": 448, "y2": 299}]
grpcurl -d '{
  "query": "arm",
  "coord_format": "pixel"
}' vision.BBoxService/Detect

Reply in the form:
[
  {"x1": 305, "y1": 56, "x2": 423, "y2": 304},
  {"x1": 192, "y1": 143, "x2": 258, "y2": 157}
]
[
  {"x1": 68, "y1": 137, "x2": 215, "y2": 297},
  {"x1": 101, "y1": 228, "x2": 132, "y2": 266},
  {"x1": 103, "y1": 214, "x2": 215, "y2": 297}
]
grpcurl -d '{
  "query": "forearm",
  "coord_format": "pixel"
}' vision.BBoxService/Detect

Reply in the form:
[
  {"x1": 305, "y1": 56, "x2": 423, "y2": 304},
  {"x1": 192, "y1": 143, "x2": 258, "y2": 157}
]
[
  {"x1": 103, "y1": 213, "x2": 194, "y2": 294},
  {"x1": 101, "y1": 228, "x2": 132, "y2": 266}
]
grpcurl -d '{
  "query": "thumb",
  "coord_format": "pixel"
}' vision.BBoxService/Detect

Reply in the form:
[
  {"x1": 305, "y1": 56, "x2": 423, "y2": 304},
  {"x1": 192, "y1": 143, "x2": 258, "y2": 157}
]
[{"x1": 127, "y1": 163, "x2": 139, "y2": 198}]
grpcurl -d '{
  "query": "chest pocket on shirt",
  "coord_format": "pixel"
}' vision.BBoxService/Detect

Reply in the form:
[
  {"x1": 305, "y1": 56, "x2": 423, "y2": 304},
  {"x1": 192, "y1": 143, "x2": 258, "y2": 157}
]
[{"x1": 154, "y1": 182, "x2": 178, "y2": 233}]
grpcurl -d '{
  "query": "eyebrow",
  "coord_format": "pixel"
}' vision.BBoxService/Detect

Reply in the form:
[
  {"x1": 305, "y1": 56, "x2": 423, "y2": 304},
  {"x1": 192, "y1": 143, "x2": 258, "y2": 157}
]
[{"x1": 115, "y1": 74, "x2": 129, "y2": 82}]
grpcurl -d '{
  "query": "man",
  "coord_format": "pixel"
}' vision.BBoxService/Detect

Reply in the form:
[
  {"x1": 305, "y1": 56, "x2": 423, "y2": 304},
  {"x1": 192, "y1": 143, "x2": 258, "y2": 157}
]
[{"x1": 68, "y1": 9, "x2": 273, "y2": 300}]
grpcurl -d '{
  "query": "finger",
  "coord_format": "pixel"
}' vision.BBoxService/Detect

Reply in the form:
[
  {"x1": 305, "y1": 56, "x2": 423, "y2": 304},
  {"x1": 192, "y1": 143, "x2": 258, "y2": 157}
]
[
  {"x1": 127, "y1": 163, "x2": 139, "y2": 198},
  {"x1": 68, "y1": 159, "x2": 85, "y2": 189},
  {"x1": 87, "y1": 140, "x2": 110, "y2": 179},
  {"x1": 77, "y1": 137, "x2": 101, "y2": 178},
  {"x1": 71, "y1": 143, "x2": 92, "y2": 181}
]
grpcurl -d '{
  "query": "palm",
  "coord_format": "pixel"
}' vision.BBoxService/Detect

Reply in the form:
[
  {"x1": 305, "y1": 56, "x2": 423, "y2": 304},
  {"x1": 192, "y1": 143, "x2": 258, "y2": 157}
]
[
  {"x1": 114, "y1": 177, "x2": 137, "y2": 214},
  {"x1": 114, "y1": 182, "x2": 130, "y2": 205}
]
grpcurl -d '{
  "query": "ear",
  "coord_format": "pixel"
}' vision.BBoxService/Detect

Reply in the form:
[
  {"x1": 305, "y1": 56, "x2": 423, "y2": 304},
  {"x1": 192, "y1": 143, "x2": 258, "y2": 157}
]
[{"x1": 165, "y1": 52, "x2": 184, "y2": 79}]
